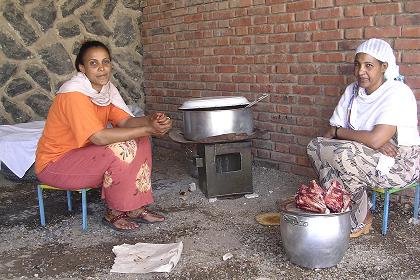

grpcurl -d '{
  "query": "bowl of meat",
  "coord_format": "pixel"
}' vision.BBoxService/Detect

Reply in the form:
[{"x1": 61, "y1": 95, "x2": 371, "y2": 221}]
[{"x1": 278, "y1": 180, "x2": 351, "y2": 269}]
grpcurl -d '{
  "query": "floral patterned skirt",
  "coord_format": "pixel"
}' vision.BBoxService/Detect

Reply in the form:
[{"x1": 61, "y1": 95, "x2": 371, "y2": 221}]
[
  {"x1": 307, "y1": 137, "x2": 420, "y2": 228},
  {"x1": 37, "y1": 137, "x2": 153, "y2": 212}
]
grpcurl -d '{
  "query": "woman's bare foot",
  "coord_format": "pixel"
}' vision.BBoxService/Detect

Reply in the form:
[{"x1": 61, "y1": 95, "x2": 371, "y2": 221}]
[
  {"x1": 103, "y1": 209, "x2": 140, "y2": 231},
  {"x1": 126, "y1": 207, "x2": 165, "y2": 223}
]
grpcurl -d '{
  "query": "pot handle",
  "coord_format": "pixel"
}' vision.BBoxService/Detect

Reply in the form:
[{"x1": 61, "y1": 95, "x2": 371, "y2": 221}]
[
  {"x1": 283, "y1": 214, "x2": 308, "y2": 227},
  {"x1": 245, "y1": 93, "x2": 269, "y2": 108}
]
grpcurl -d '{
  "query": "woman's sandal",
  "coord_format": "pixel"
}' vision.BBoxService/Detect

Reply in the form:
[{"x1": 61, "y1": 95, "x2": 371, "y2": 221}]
[
  {"x1": 102, "y1": 211, "x2": 140, "y2": 232},
  {"x1": 127, "y1": 207, "x2": 165, "y2": 224},
  {"x1": 350, "y1": 212, "x2": 373, "y2": 238},
  {"x1": 350, "y1": 222, "x2": 372, "y2": 238}
]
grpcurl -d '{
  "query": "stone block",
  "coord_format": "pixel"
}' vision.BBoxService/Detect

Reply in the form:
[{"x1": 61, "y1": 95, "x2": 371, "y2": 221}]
[
  {"x1": 0, "y1": 32, "x2": 32, "y2": 60},
  {"x1": 113, "y1": 16, "x2": 135, "y2": 47},
  {"x1": 6, "y1": 78, "x2": 33, "y2": 97},
  {"x1": 0, "y1": 63, "x2": 18, "y2": 87},
  {"x1": 62, "y1": 0, "x2": 87, "y2": 17},
  {"x1": 39, "y1": 43, "x2": 73, "y2": 75},
  {"x1": 31, "y1": 0, "x2": 57, "y2": 31},
  {"x1": 1, "y1": 97, "x2": 31, "y2": 123},
  {"x1": 25, "y1": 93, "x2": 52, "y2": 118},
  {"x1": 3, "y1": 2, "x2": 38, "y2": 45},
  {"x1": 25, "y1": 65, "x2": 51, "y2": 92}
]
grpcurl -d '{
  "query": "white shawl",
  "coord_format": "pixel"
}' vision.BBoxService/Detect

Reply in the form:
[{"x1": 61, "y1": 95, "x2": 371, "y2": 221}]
[{"x1": 57, "y1": 72, "x2": 134, "y2": 116}]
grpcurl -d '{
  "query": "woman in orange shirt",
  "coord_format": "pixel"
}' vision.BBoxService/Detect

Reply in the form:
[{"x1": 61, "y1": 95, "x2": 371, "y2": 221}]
[{"x1": 36, "y1": 41, "x2": 172, "y2": 231}]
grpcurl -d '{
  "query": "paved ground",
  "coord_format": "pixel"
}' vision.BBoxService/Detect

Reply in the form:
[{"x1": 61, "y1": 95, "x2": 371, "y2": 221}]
[{"x1": 0, "y1": 147, "x2": 419, "y2": 280}]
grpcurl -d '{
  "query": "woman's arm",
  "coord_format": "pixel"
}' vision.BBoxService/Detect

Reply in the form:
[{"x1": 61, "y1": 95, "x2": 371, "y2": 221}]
[
  {"x1": 89, "y1": 112, "x2": 172, "y2": 145},
  {"x1": 326, "y1": 124, "x2": 396, "y2": 150}
]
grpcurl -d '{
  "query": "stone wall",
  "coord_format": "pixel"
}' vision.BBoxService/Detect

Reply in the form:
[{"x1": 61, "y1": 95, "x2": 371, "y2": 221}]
[{"x1": 0, "y1": 0, "x2": 145, "y2": 124}]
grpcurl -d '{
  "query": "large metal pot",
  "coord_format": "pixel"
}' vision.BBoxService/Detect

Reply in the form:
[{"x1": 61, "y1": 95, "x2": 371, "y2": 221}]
[
  {"x1": 179, "y1": 96, "x2": 254, "y2": 141},
  {"x1": 278, "y1": 198, "x2": 351, "y2": 269}
]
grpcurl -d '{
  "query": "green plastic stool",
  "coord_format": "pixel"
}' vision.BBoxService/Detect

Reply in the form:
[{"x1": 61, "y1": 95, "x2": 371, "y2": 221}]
[
  {"x1": 36, "y1": 184, "x2": 91, "y2": 231},
  {"x1": 371, "y1": 182, "x2": 420, "y2": 235}
]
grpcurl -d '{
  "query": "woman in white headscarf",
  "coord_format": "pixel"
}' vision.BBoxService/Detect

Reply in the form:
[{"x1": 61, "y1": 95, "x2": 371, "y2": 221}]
[{"x1": 307, "y1": 38, "x2": 420, "y2": 237}]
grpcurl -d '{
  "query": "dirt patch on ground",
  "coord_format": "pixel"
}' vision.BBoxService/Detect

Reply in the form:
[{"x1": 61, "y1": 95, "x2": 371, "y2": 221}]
[{"x1": 0, "y1": 148, "x2": 419, "y2": 279}]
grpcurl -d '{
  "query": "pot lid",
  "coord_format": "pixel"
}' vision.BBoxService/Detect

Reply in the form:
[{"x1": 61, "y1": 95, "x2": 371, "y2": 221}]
[{"x1": 178, "y1": 96, "x2": 249, "y2": 110}]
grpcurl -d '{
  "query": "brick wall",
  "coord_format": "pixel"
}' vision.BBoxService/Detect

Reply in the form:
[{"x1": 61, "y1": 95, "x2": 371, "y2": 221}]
[{"x1": 142, "y1": 0, "x2": 420, "y2": 178}]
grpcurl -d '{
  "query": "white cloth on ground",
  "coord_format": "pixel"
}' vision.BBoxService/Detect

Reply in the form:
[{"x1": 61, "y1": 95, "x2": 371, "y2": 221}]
[
  {"x1": 110, "y1": 242, "x2": 183, "y2": 274},
  {"x1": 0, "y1": 121, "x2": 45, "y2": 178},
  {"x1": 57, "y1": 72, "x2": 134, "y2": 116}
]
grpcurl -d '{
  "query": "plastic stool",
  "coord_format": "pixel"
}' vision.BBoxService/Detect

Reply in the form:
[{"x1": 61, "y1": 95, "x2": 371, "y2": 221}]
[
  {"x1": 36, "y1": 184, "x2": 90, "y2": 231},
  {"x1": 371, "y1": 182, "x2": 420, "y2": 235}
]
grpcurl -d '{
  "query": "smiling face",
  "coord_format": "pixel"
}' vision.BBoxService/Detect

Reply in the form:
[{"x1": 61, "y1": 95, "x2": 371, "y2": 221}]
[
  {"x1": 354, "y1": 53, "x2": 388, "y2": 94},
  {"x1": 78, "y1": 47, "x2": 112, "y2": 92}
]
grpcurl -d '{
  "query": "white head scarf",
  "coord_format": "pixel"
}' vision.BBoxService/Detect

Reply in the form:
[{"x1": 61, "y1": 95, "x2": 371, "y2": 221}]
[{"x1": 355, "y1": 38, "x2": 400, "y2": 80}]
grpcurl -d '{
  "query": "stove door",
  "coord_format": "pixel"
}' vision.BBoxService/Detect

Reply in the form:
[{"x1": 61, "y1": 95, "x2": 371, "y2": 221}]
[{"x1": 197, "y1": 141, "x2": 253, "y2": 198}]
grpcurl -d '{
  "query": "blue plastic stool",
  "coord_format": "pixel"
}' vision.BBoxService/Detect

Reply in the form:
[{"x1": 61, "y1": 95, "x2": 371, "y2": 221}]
[
  {"x1": 36, "y1": 184, "x2": 90, "y2": 231},
  {"x1": 371, "y1": 182, "x2": 420, "y2": 235}
]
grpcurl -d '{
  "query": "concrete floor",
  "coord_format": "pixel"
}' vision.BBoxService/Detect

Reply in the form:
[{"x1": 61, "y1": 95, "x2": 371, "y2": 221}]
[{"x1": 0, "y1": 147, "x2": 419, "y2": 280}]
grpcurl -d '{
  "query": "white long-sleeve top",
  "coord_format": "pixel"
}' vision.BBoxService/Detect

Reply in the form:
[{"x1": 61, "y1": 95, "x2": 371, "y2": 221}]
[{"x1": 329, "y1": 80, "x2": 420, "y2": 146}]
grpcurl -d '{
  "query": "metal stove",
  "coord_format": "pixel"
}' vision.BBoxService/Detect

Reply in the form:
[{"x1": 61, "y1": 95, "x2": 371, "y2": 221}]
[
  {"x1": 194, "y1": 140, "x2": 253, "y2": 198},
  {"x1": 170, "y1": 130, "x2": 253, "y2": 198}
]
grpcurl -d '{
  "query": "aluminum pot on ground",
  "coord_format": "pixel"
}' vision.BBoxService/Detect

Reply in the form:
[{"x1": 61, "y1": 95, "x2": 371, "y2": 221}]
[{"x1": 278, "y1": 198, "x2": 351, "y2": 269}]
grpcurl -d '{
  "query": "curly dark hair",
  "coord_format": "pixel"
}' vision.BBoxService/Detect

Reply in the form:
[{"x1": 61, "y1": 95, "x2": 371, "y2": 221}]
[{"x1": 75, "y1": 41, "x2": 111, "y2": 72}]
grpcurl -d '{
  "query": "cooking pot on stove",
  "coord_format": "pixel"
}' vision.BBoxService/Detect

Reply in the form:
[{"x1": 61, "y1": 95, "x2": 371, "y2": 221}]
[
  {"x1": 179, "y1": 95, "x2": 267, "y2": 141},
  {"x1": 278, "y1": 198, "x2": 351, "y2": 269}
]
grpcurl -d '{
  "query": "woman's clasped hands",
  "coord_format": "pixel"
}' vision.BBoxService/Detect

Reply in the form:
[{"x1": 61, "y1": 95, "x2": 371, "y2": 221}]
[{"x1": 148, "y1": 112, "x2": 172, "y2": 136}]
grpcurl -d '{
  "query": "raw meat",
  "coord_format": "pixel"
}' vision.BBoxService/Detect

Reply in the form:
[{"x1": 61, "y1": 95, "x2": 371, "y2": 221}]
[
  {"x1": 295, "y1": 179, "x2": 351, "y2": 214},
  {"x1": 324, "y1": 180, "x2": 351, "y2": 213},
  {"x1": 295, "y1": 180, "x2": 327, "y2": 214}
]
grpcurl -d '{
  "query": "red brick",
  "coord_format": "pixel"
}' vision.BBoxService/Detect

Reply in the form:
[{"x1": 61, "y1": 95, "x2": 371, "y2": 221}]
[
  {"x1": 230, "y1": 17, "x2": 252, "y2": 27},
  {"x1": 314, "y1": 52, "x2": 345, "y2": 62},
  {"x1": 395, "y1": 39, "x2": 420, "y2": 50},
  {"x1": 297, "y1": 53, "x2": 314, "y2": 62},
  {"x1": 365, "y1": 27, "x2": 401, "y2": 38},
  {"x1": 296, "y1": 32, "x2": 312, "y2": 42},
  {"x1": 345, "y1": 29, "x2": 363, "y2": 39},
  {"x1": 268, "y1": 14, "x2": 295, "y2": 24},
  {"x1": 402, "y1": 52, "x2": 420, "y2": 63},
  {"x1": 406, "y1": 76, "x2": 420, "y2": 89},
  {"x1": 290, "y1": 42, "x2": 318, "y2": 53},
  {"x1": 249, "y1": 25, "x2": 274, "y2": 34},
  {"x1": 406, "y1": 1, "x2": 420, "y2": 12},
  {"x1": 344, "y1": 6, "x2": 363, "y2": 17},
  {"x1": 364, "y1": 3, "x2": 402, "y2": 16},
  {"x1": 229, "y1": 0, "x2": 253, "y2": 8},
  {"x1": 373, "y1": 15, "x2": 394, "y2": 26},
  {"x1": 396, "y1": 15, "x2": 420, "y2": 26},
  {"x1": 289, "y1": 22, "x2": 319, "y2": 32},
  {"x1": 247, "y1": 6, "x2": 270, "y2": 15},
  {"x1": 269, "y1": 33, "x2": 295, "y2": 43},
  {"x1": 298, "y1": 75, "x2": 314, "y2": 85},
  {"x1": 292, "y1": 85, "x2": 321, "y2": 95},
  {"x1": 254, "y1": 16, "x2": 268, "y2": 25},
  {"x1": 336, "y1": 0, "x2": 369, "y2": 4},
  {"x1": 313, "y1": 30, "x2": 343, "y2": 41},
  {"x1": 287, "y1": 0, "x2": 315, "y2": 12},
  {"x1": 232, "y1": 75, "x2": 255, "y2": 83},
  {"x1": 290, "y1": 64, "x2": 317, "y2": 74},
  {"x1": 296, "y1": 11, "x2": 311, "y2": 21},
  {"x1": 319, "y1": 64, "x2": 338, "y2": 74},
  {"x1": 339, "y1": 17, "x2": 372, "y2": 29},
  {"x1": 311, "y1": 7, "x2": 342, "y2": 20},
  {"x1": 272, "y1": 4, "x2": 286, "y2": 13},
  {"x1": 314, "y1": 75, "x2": 346, "y2": 85},
  {"x1": 316, "y1": 0, "x2": 334, "y2": 8},
  {"x1": 271, "y1": 152, "x2": 296, "y2": 164},
  {"x1": 321, "y1": 19, "x2": 338, "y2": 30},
  {"x1": 402, "y1": 26, "x2": 420, "y2": 38}
]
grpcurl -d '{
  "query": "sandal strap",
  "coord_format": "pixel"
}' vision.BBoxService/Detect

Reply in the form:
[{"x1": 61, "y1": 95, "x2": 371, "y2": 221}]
[
  {"x1": 108, "y1": 212, "x2": 128, "y2": 224},
  {"x1": 138, "y1": 208, "x2": 164, "y2": 220}
]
